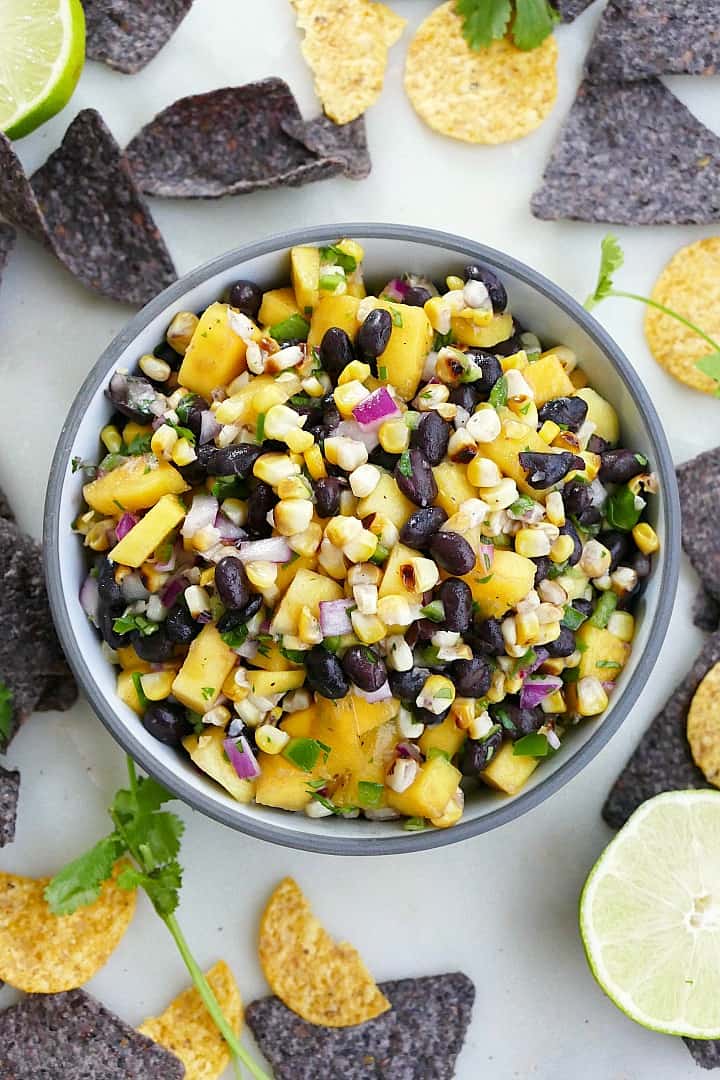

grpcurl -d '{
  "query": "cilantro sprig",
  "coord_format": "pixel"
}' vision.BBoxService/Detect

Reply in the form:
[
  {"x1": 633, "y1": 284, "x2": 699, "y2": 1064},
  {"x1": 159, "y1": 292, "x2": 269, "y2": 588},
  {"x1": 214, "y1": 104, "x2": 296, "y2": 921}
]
[
  {"x1": 45, "y1": 757, "x2": 270, "y2": 1080},
  {"x1": 457, "y1": 0, "x2": 559, "y2": 52},
  {"x1": 585, "y1": 234, "x2": 720, "y2": 395}
]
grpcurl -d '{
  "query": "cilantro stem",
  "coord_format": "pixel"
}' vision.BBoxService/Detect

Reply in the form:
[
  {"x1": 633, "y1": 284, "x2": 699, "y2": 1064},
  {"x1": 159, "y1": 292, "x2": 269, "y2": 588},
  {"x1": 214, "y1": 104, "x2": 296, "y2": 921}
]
[
  {"x1": 127, "y1": 755, "x2": 139, "y2": 800},
  {"x1": 163, "y1": 912, "x2": 271, "y2": 1080},
  {"x1": 608, "y1": 290, "x2": 720, "y2": 354}
]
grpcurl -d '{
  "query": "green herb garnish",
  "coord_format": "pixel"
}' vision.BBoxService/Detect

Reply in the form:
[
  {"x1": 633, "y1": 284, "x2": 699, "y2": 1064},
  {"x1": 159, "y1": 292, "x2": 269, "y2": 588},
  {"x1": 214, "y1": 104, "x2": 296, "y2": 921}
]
[
  {"x1": 220, "y1": 622, "x2": 249, "y2": 648},
  {"x1": 357, "y1": 781, "x2": 384, "y2": 809},
  {"x1": 433, "y1": 329, "x2": 453, "y2": 351},
  {"x1": 320, "y1": 244, "x2": 357, "y2": 274},
  {"x1": 112, "y1": 613, "x2": 159, "y2": 637},
  {"x1": 319, "y1": 273, "x2": 345, "y2": 293},
  {"x1": 513, "y1": 733, "x2": 552, "y2": 757},
  {"x1": 255, "y1": 413, "x2": 266, "y2": 444},
  {"x1": 403, "y1": 817, "x2": 428, "y2": 832},
  {"x1": 167, "y1": 423, "x2": 196, "y2": 445},
  {"x1": 306, "y1": 788, "x2": 357, "y2": 816},
  {"x1": 420, "y1": 600, "x2": 445, "y2": 623},
  {"x1": 201, "y1": 686, "x2": 215, "y2": 702},
  {"x1": 387, "y1": 305, "x2": 403, "y2": 328},
  {"x1": 378, "y1": 365, "x2": 388, "y2": 380},
  {"x1": 596, "y1": 660, "x2": 621, "y2": 670},
  {"x1": 605, "y1": 484, "x2": 642, "y2": 532},
  {"x1": 211, "y1": 475, "x2": 248, "y2": 500},
  {"x1": 489, "y1": 375, "x2": 508, "y2": 407},
  {"x1": 175, "y1": 394, "x2": 198, "y2": 425},
  {"x1": 508, "y1": 495, "x2": 536, "y2": 517},
  {"x1": 280, "y1": 645, "x2": 308, "y2": 664},
  {"x1": 269, "y1": 313, "x2": 310, "y2": 344},
  {"x1": 561, "y1": 604, "x2": 587, "y2": 631},
  {"x1": 369, "y1": 543, "x2": 389, "y2": 565},
  {"x1": 456, "y1": 0, "x2": 558, "y2": 52},
  {"x1": 426, "y1": 747, "x2": 451, "y2": 762},
  {"x1": 398, "y1": 450, "x2": 413, "y2": 477},
  {"x1": 590, "y1": 592, "x2": 618, "y2": 629},
  {"x1": 131, "y1": 672, "x2": 148, "y2": 710},
  {"x1": 71, "y1": 456, "x2": 98, "y2": 477}
]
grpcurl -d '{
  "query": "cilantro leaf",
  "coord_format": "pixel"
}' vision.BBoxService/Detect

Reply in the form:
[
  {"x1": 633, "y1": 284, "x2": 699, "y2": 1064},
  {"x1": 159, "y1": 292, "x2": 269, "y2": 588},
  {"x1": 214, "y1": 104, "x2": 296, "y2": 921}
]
[
  {"x1": 0, "y1": 679, "x2": 13, "y2": 746},
  {"x1": 696, "y1": 353, "x2": 720, "y2": 382},
  {"x1": 125, "y1": 433, "x2": 152, "y2": 455},
  {"x1": 117, "y1": 860, "x2": 183, "y2": 918},
  {"x1": 585, "y1": 234, "x2": 624, "y2": 311},
  {"x1": 512, "y1": 0, "x2": 559, "y2": 51},
  {"x1": 45, "y1": 833, "x2": 126, "y2": 915},
  {"x1": 489, "y1": 375, "x2": 508, "y2": 407},
  {"x1": 126, "y1": 811, "x2": 185, "y2": 870},
  {"x1": 320, "y1": 244, "x2": 357, "y2": 274},
  {"x1": 113, "y1": 613, "x2": 159, "y2": 637},
  {"x1": 457, "y1": 0, "x2": 512, "y2": 50}
]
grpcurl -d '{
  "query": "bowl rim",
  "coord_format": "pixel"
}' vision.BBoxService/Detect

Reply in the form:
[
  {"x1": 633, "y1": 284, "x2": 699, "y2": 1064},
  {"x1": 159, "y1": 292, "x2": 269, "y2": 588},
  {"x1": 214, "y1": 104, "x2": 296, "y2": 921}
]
[{"x1": 44, "y1": 222, "x2": 681, "y2": 856}]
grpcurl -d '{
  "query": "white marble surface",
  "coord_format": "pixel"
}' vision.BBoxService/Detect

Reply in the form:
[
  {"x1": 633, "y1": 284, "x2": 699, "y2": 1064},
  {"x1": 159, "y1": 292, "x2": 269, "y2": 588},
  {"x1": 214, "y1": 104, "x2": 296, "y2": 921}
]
[{"x1": 1, "y1": 1, "x2": 718, "y2": 1076}]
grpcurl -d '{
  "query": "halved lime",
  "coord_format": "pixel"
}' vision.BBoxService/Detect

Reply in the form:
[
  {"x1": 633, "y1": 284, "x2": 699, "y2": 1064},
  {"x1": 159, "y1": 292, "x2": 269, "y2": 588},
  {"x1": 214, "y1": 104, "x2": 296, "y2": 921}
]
[
  {"x1": 0, "y1": 0, "x2": 85, "y2": 140},
  {"x1": 580, "y1": 790, "x2": 720, "y2": 1039}
]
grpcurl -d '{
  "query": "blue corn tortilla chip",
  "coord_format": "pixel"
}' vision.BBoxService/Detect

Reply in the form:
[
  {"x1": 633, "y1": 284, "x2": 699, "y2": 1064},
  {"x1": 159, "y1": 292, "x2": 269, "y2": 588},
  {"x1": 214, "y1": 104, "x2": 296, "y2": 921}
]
[
  {"x1": 685, "y1": 1037, "x2": 720, "y2": 1070},
  {"x1": 84, "y1": 0, "x2": 194, "y2": 74},
  {"x1": 693, "y1": 588, "x2": 720, "y2": 633},
  {"x1": 585, "y1": 0, "x2": 720, "y2": 83},
  {"x1": 678, "y1": 449, "x2": 720, "y2": 603},
  {"x1": 0, "y1": 989, "x2": 185, "y2": 1078},
  {"x1": 124, "y1": 79, "x2": 370, "y2": 198},
  {"x1": 531, "y1": 78, "x2": 720, "y2": 225},
  {"x1": 553, "y1": 0, "x2": 594, "y2": 19},
  {"x1": 602, "y1": 632, "x2": 720, "y2": 830},
  {"x1": 0, "y1": 110, "x2": 176, "y2": 306},
  {"x1": 0, "y1": 223, "x2": 15, "y2": 289},
  {"x1": 0, "y1": 766, "x2": 19, "y2": 848},
  {"x1": 246, "y1": 973, "x2": 475, "y2": 1080}
]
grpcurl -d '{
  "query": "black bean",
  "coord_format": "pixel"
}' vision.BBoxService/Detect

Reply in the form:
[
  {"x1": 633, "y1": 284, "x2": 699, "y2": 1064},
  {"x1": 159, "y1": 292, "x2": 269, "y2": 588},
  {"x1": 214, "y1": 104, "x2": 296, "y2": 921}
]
[
  {"x1": 559, "y1": 521, "x2": 583, "y2": 565},
  {"x1": 538, "y1": 396, "x2": 588, "y2": 432},
  {"x1": 342, "y1": 645, "x2": 387, "y2": 692},
  {"x1": 166, "y1": 602, "x2": 201, "y2": 644},
  {"x1": 545, "y1": 626, "x2": 576, "y2": 658},
  {"x1": 412, "y1": 411, "x2": 450, "y2": 466},
  {"x1": 562, "y1": 479, "x2": 591, "y2": 518},
  {"x1": 368, "y1": 445, "x2": 400, "y2": 472},
  {"x1": 453, "y1": 656, "x2": 491, "y2": 697},
  {"x1": 449, "y1": 384, "x2": 480, "y2": 411},
  {"x1": 132, "y1": 628, "x2": 175, "y2": 663},
  {"x1": 358, "y1": 309, "x2": 393, "y2": 358},
  {"x1": 177, "y1": 442, "x2": 217, "y2": 484},
  {"x1": 313, "y1": 476, "x2": 344, "y2": 519},
  {"x1": 400, "y1": 506, "x2": 448, "y2": 549},
  {"x1": 394, "y1": 449, "x2": 437, "y2": 507},
  {"x1": 533, "y1": 557, "x2": 552, "y2": 586},
  {"x1": 321, "y1": 393, "x2": 341, "y2": 433},
  {"x1": 215, "y1": 556, "x2": 250, "y2": 610},
  {"x1": 246, "y1": 480, "x2": 277, "y2": 538},
  {"x1": 493, "y1": 327, "x2": 525, "y2": 358},
  {"x1": 305, "y1": 646, "x2": 349, "y2": 699},
  {"x1": 184, "y1": 402, "x2": 209, "y2": 441},
  {"x1": 154, "y1": 341, "x2": 182, "y2": 372},
  {"x1": 414, "y1": 618, "x2": 438, "y2": 642},
  {"x1": 464, "y1": 265, "x2": 507, "y2": 312},
  {"x1": 213, "y1": 443, "x2": 264, "y2": 478},
  {"x1": 587, "y1": 434, "x2": 609, "y2": 455},
  {"x1": 430, "y1": 531, "x2": 476, "y2": 575},
  {"x1": 106, "y1": 372, "x2": 163, "y2": 422},
  {"x1": 464, "y1": 350, "x2": 503, "y2": 394},
  {"x1": 97, "y1": 558, "x2": 123, "y2": 611},
  {"x1": 519, "y1": 451, "x2": 585, "y2": 489},
  {"x1": 578, "y1": 505, "x2": 602, "y2": 528},
  {"x1": 228, "y1": 279, "x2": 262, "y2": 318},
  {"x1": 217, "y1": 594, "x2": 263, "y2": 633},
  {"x1": 599, "y1": 530, "x2": 631, "y2": 572},
  {"x1": 415, "y1": 706, "x2": 449, "y2": 728},
  {"x1": 493, "y1": 701, "x2": 543, "y2": 739},
  {"x1": 599, "y1": 449, "x2": 647, "y2": 485},
  {"x1": 572, "y1": 598, "x2": 593, "y2": 618},
  {"x1": 460, "y1": 730, "x2": 503, "y2": 776},
  {"x1": 404, "y1": 285, "x2": 432, "y2": 307},
  {"x1": 99, "y1": 607, "x2": 127, "y2": 649},
  {"x1": 388, "y1": 667, "x2": 429, "y2": 703},
  {"x1": 474, "y1": 617, "x2": 505, "y2": 656},
  {"x1": 142, "y1": 702, "x2": 191, "y2": 747},
  {"x1": 438, "y1": 578, "x2": 473, "y2": 633},
  {"x1": 632, "y1": 549, "x2": 652, "y2": 579},
  {"x1": 319, "y1": 327, "x2": 355, "y2": 376}
]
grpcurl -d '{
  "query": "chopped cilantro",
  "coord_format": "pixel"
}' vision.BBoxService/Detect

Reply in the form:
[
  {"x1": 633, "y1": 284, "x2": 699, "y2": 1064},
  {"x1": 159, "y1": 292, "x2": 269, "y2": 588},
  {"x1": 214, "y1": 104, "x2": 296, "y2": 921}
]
[
  {"x1": 211, "y1": 475, "x2": 248, "y2": 500},
  {"x1": 403, "y1": 817, "x2": 428, "y2": 832},
  {"x1": 256, "y1": 413, "x2": 266, "y2": 444},
  {"x1": 433, "y1": 329, "x2": 453, "y2": 351},
  {"x1": 357, "y1": 781, "x2": 384, "y2": 808},
  {"x1": 489, "y1": 375, "x2": 508, "y2": 407},
  {"x1": 113, "y1": 499, "x2": 126, "y2": 512},
  {"x1": 220, "y1": 622, "x2": 249, "y2": 648},
  {"x1": 125, "y1": 433, "x2": 152, "y2": 455},
  {"x1": 280, "y1": 645, "x2": 309, "y2": 664},
  {"x1": 201, "y1": 687, "x2": 215, "y2": 701},
  {"x1": 398, "y1": 450, "x2": 413, "y2": 477},
  {"x1": 131, "y1": 672, "x2": 148, "y2": 710},
  {"x1": 319, "y1": 244, "x2": 357, "y2": 274},
  {"x1": 596, "y1": 660, "x2": 621, "y2": 670},
  {"x1": 175, "y1": 394, "x2": 198, "y2": 424},
  {"x1": 378, "y1": 365, "x2": 388, "y2": 380},
  {"x1": 71, "y1": 456, "x2": 98, "y2": 477},
  {"x1": 508, "y1": 495, "x2": 536, "y2": 517},
  {"x1": 112, "y1": 613, "x2": 159, "y2": 637}
]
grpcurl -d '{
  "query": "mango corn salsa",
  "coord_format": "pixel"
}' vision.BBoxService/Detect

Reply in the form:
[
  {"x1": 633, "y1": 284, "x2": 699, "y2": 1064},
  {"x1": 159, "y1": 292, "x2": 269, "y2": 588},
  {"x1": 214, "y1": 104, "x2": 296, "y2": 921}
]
[{"x1": 75, "y1": 240, "x2": 658, "y2": 831}]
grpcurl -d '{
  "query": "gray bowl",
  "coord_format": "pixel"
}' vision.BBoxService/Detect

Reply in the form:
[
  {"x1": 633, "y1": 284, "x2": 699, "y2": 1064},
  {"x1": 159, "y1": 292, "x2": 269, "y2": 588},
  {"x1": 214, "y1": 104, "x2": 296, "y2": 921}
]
[{"x1": 44, "y1": 224, "x2": 680, "y2": 855}]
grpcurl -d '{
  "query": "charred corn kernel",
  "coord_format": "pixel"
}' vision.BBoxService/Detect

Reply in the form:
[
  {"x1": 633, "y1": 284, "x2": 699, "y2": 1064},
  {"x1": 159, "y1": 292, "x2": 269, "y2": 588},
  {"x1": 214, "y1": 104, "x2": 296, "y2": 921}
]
[
  {"x1": 245, "y1": 341, "x2": 264, "y2": 375},
  {"x1": 515, "y1": 528, "x2": 551, "y2": 559},
  {"x1": 172, "y1": 437, "x2": 197, "y2": 467},
  {"x1": 503, "y1": 419, "x2": 530, "y2": 441},
  {"x1": 151, "y1": 424, "x2": 178, "y2": 459},
  {"x1": 446, "y1": 274, "x2": 464, "y2": 291},
  {"x1": 538, "y1": 579, "x2": 567, "y2": 606},
  {"x1": 338, "y1": 359, "x2": 372, "y2": 385},
  {"x1": 349, "y1": 463, "x2": 380, "y2": 498},
  {"x1": 234, "y1": 697, "x2": 264, "y2": 727},
  {"x1": 552, "y1": 429, "x2": 581, "y2": 454},
  {"x1": 255, "y1": 724, "x2": 291, "y2": 755},
  {"x1": 138, "y1": 670, "x2": 175, "y2": 702},
  {"x1": 608, "y1": 610, "x2": 635, "y2": 642},
  {"x1": 435, "y1": 345, "x2": 467, "y2": 385},
  {"x1": 386, "y1": 634, "x2": 413, "y2": 672},
  {"x1": 577, "y1": 677, "x2": 608, "y2": 717},
  {"x1": 366, "y1": 513, "x2": 399, "y2": 549},
  {"x1": 452, "y1": 698, "x2": 476, "y2": 731},
  {"x1": 539, "y1": 420, "x2": 560, "y2": 444},
  {"x1": 541, "y1": 690, "x2": 566, "y2": 715},
  {"x1": 467, "y1": 407, "x2": 501, "y2": 444},
  {"x1": 353, "y1": 583, "x2": 378, "y2": 615},
  {"x1": 550, "y1": 534, "x2": 575, "y2": 564},
  {"x1": 467, "y1": 456, "x2": 501, "y2": 487},
  {"x1": 86, "y1": 521, "x2": 114, "y2": 551},
  {"x1": 274, "y1": 499, "x2": 314, "y2": 536},
  {"x1": 166, "y1": 311, "x2": 198, "y2": 354},
  {"x1": 264, "y1": 404, "x2": 304, "y2": 440},
  {"x1": 424, "y1": 295, "x2": 452, "y2": 334},
  {"x1": 324, "y1": 436, "x2": 368, "y2": 472},
  {"x1": 347, "y1": 562, "x2": 382, "y2": 586},
  {"x1": 253, "y1": 453, "x2": 300, "y2": 485},
  {"x1": 501, "y1": 616, "x2": 517, "y2": 648},
  {"x1": 486, "y1": 668, "x2": 505, "y2": 703},
  {"x1": 632, "y1": 522, "x2": 659, "y2": 555},
  {"x1": 594, "y1": 573, "x2": 612, "y2": 592},
  {"x1": 265, "y1": 345, "x2": 304, "y2": 374},
  {"x1": 253, "y1": 384, "x2": 290, "y2": 413},
  {"x1": 533, "y1": 621, "x2": 562, "y2": 646},
  {"x1": 508, "y1": 400, "x2": 538, "y2": 428},
  {"x1": 101, "y1": 424, "x2": 123, "y2": 454},
  {"x1": 184, "y1": 585, "x2": 211, "y2": 618},
  {"x1": 298, "y1": 605, "x2": 323, "y2": 645},
  {"x1": 275, "y1": 370, "x2": 302, "y2": 392},
  {"x1": 246, "y1": 561, "x2": 278, "y2": 589},
  {"x1": 304, "y1": 443, "x2": 327, "y2": 480},
  {"x1": 430, "y1": 788, "x2": 464, "y2": 829},
  {"x1": 339, "y1": 489, "x2": 358, "y2": 517},
  {"x1": 576, "y1": 451, "x2": 601, "y2": 482},
  {"x1": 480, "y1": 478, "x2": 518, "y2": 510},
  {"x1": 277, "y1": 475, "x2": 312, "y2": 501},
  {"x1": 200, "y1": 705, "x2": 232, "y2": 729},
  {"x1": 505, "y1": 369, "x2": 534, "y2": 400},
  {"x1": 139, "y1": 353, "x2": 171, "y2": 383},
  {"x1": 283, "y1": 688, "x2": 312, "y2": 713},
  {"x1": 416, "y1": 674, "x2": 455, "y2": 715},
  {"x1": 285, "y1": 428, "x2": 314, "y2": 453},
  {"x1": 318, "y1": 538, "x2": 347, "y2": 579},
  {"x1": 516, "y1": 589, "x2": 540, "y2": 613},
  {"x1": 350, "y1": 610, "x2": 385, "y2": 644},
  {"x1": 377, "y1": 594, "x2": 419, "y2": 627},
  {"x1": 448, "y1": 428, "x2": 477, "y2": 463},
  {"x1": 400, "y1": 557, "x2": 439, "y2": 593},
  {"x1": 556, "y1": 574, "x2": 591, "y2": 602},
  {"x1": 416, "y1": 383, "x2": 449, "y2": 411},
  {"x1": 516, "y1": 610, "x2": 540, "y2": 645},
  {"x1": 545, "y1": 490, "x2": 565, "y2": 527},
  {"x1": 397, "y1": 705, "x2": 424, "y2": 739},
  {"x1": 344, "y1": 528, "x2": 378, "y2": 563},
  {"x1": 189, "y1": 525, "x2": 219, "y2": 552},
  {"x1": 379, "y1": 418, "x2": 410, "y2": 454},
  {"x1": 289, "y1": 522, "x2": 323, "y2": 557},
  {"x1": 333, "y1": 380, "x2": 370, "y2": 418},
  {"x1": 611, "y1": 566, "x2": 638, "y2": 598},
  {"x1": 215, "y1": 398, "x2": 250, "y2": 425},
  {"x1": 537, "y1": 602, "x2": 564, "y2": 624},
  {"x1": 326, "y1": 514, "x2": 362, "y2": 548},
  {"x1": 386, "y1": 756, "x2": 419, "y2": 794},
  {"x1": 580, "y1": 539, "x2": 612, "y2": 579}
]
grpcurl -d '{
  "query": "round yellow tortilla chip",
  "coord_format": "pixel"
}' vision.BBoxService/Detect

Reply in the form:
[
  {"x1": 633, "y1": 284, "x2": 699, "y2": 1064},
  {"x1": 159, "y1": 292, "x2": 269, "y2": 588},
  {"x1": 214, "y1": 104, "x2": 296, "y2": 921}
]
[
  {"x1": 139, "y1": 961, "x2": 242, "y2": 1080},
  {"x1": 258, "y1": 877, "x2": 390, "y2": 1027},
  {"x1": 290, "y1": 0, "x2": 406, "y2": 125},
  {"x1": 688, "y1": 662, "x2": 720, "y2": 786},
  {"x1": 0, "y1": 863, "x2": 136, "y2": 993},
  {"x1": 645, "y1": 237, "x2": 720, "y2": 394},
  {"x1": 405, "y1": 3, "x2": 558, "y2": 144}
]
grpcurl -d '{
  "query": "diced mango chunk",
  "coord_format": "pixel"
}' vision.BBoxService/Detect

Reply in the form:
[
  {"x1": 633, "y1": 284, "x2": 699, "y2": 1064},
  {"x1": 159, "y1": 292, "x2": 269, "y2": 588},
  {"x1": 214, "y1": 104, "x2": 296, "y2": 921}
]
[
  {"x1": 523, "y1": 353, "x2": 574, "y2": 407},
  {"x1": 183, "y1": 728, "x2": 255, "y2": 803},
  {"x1": 172, "y1": 624, "x2": 237, "y2": 713},
  {"x1": 576, "y1": 623, "x2": 631, "y2": 680},
  {"x1": 480, "y1": 741, "x2": 539, "y2": 795},
  {"x1": 432, "y1": 461, "x2": 477, "y2": 516},
  {"x1": 481, "y1": 407, "x2": 554, "y2": 496},
  {"x1": 418, "y1": 714, "x2": 466, "y2": 760},
  {"x1": 270, "y1": 568, "x2": 343, "y2": 636},
  {"x1": 179, "y1": 302, "x2": 253, "y2": 399},
  {"x1": 452, "y1": 312, "x2": 513, "y2": 348},
  {"x1": 109, "y1": 494, "x2": 186, "y2": 568},
  {"x1": 247, "y1": 670, "x2": 306, "y2": 697},
  {"x1": 83, "y1": 455, "x2": 188, "y2": 515},
  {"x1": 373, "y1": 300, "x2": 433, "y2": 401},
  {"x1": 386, "y1": 755, "x2": 461, "y2": 819},
  {"x1": 258, "y1": 287, "x2": 301, "y2": 328},
  {"x1": 290, "y1": 246, "x2": 321, "y2": 314},
  {"x1": 308, "y1": 294, "x2": 360, "y2": 348},
  {"x1": 357, "y1": 472, "x2": 415, "y2": 531},
  {"x1": 461, "y1": 548, "x2": 536, "y2": 619}
]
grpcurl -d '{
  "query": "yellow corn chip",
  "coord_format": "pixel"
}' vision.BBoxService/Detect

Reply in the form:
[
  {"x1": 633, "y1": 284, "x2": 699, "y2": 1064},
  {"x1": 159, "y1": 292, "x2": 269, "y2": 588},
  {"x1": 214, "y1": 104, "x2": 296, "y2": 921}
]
[
  {"x1": 405, "y1": 3, "x2": 558, "y2": 144},
  {"x1": 688, "y1": 662, "x2": 720, "y2": 786},
  {"x1": 290, "y1": 0, "x2": 406, "y2": 125},
  {"x1": 258, "y1": 877, "x2": 390, "y2": 1026},
  {"x1": 645, "y1": 237, "x2": 720, "y2": 394},
  {"x1": 0, "y1": 863, "x2": 136, "y2": 993},
  {"x1": 139, "y1": 961, "x2": 242, "y2": 1080}
]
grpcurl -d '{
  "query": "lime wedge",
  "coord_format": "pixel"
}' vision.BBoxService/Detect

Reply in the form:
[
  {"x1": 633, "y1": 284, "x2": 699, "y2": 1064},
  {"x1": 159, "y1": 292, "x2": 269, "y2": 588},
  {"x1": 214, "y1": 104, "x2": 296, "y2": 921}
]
[
  {"x1": 0, "y1": 0, "x2": 85, "y2": 140},
  {"x1": 580, "y1": 790, "x2": 720, "y2": 1039}
]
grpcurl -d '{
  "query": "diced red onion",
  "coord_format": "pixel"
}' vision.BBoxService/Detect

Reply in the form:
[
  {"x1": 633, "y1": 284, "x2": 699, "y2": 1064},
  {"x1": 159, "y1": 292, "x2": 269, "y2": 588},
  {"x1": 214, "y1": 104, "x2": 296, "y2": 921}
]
[
  {"x1": 601, "y1": 681, "x2": 616, "y2": 695},
  {"x1": 199, "y1": 410, "x2": 221, "y2": 445},
  {"x1": 161, "y1": 576, "x2": 185, "y2": 608},
  {"x1": 223, "y1": 736, "x2": 261, "y2": 780},
  {"x1": 151, "y1": 414, "x2": 166, "y2": 431},
  {"x1": 181, "y1": 494, "x2": 218, "y2": 539},
  {"x1": 234, "y1": 640, "x2": 259, "y2": 660},
  {"x1": 396, "y1": 741, "x2": 422, "y2": 762},
  {"x1": 116, "y1": 512, "x2": 139, "y2": 541},
  {"x1": 518, "y1": 647, "x2": 549, "y2": 680},
  {"x1": 214, "y1": 512, "x2": 245, "y2": 542},
  {"x1": 353, "y1": 681, "x2": 392, "y2": 703},
  {"x1": 546, "y1": 728, "x2": 561, "y2": 751},
  {"x1": 121, "y1": 571, "x2": 150, "y2": 602},
  {"x1": 237, "y1": 537, "x2": 292, "y2": 563},
  {"x1": 383, "y1": 277, "x2": 410, "y2": 301},
  {"x1": 319, "y1": 599, "x2": 354, "y2": 636},
  {"x1": 197, "y1": 611, "x2": 212, "y2": 625},
  {"x1": 478, "y1": 544, "x2": 495, "y2": 574},
  {"x1": 519, "y1": 675, "x2": 563, "y2": 710},
  {"x1": 352, "y1": 387, "x2": 400, "y2": 429},
  {"x1": 79, "y1": 573, "x2": 100, "y2": 625}
]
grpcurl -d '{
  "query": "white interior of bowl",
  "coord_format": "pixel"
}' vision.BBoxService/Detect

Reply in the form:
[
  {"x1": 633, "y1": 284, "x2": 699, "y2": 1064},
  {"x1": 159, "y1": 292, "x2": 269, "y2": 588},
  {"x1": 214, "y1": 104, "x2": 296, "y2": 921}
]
[{"x1": 49, "y1": 227, "x2": 676, "y2": 854}]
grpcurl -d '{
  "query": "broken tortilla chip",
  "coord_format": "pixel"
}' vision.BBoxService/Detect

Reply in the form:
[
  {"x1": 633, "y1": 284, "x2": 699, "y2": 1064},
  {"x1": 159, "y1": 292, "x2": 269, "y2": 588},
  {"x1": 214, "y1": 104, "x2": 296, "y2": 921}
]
[
  {"x1": 0, "y1": 766, "x2": 20, "y2": 848},
  {"x1": 0, "y1": 864, "x2": 136, "y2": 993},
  {"x1": 687, "y1": 663, "x2": 720, "y2": 787},
  {"x1": 405, "y1": 3, "x2": 557, "y2": 144},
  {"x1": 84, "y1": 0, "x2": 194, "y2": 74},
  {"x1": 258, "y1": 877, "x2": 390, "y2": 1027},
  {"x1": 645, "y1": 238, "x2": 720, "y2": 394},
  {"x1": 290, "y1": 0, "x2": 405, "y2": 125},
  {"x1": 139, "y1": 960, "x2": 242, "y2": 1080}
]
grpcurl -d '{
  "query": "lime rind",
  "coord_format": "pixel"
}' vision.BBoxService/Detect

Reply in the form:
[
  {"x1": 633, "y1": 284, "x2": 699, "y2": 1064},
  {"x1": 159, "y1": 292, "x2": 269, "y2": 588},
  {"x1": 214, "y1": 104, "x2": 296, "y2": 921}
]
[{"x1": 580, "y1": 790, "x2": 720, "y2": 1039}]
